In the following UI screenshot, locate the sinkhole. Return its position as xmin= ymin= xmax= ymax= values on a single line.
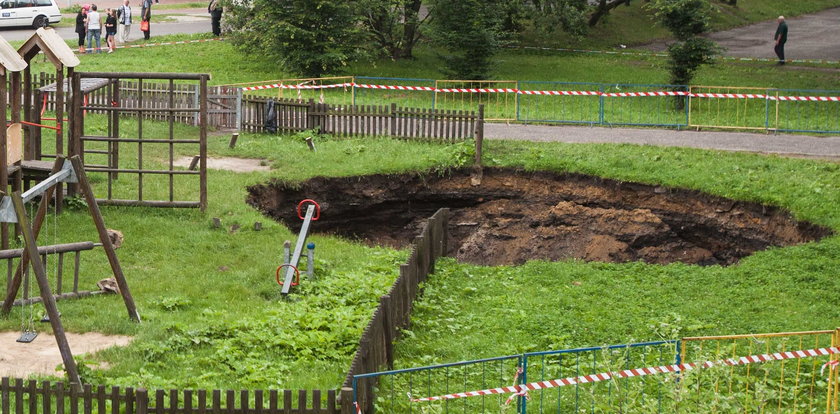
xmin=247 ymin=168 xmax=831 ymax=266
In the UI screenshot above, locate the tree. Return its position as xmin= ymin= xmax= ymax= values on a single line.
xmin=360 ymin=0 xmax=426 ymax=59
xmin=224 ymin=0 xmax=366 ymax=78
xmin=648 ymin=0 xmax=718 ymax=89
xmin=526 ymin=0 xmax=589 ymax=38
xmin=428 ymin=0 xmax=506 ymax=80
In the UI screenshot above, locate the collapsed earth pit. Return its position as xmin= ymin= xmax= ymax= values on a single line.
xmin=247 ymin=168 xmax=830 ymax=266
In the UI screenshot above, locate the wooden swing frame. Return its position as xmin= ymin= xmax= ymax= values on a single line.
xmin=0 ymin=155 xmax=140 ymax=389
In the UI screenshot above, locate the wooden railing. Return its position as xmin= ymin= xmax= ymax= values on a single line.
xmin=340 ymin=208 xmax=450 ymax=413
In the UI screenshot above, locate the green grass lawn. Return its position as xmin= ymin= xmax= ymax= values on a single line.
xmin=2 ymin=114 xmax=840 ymax=394
xmin=1 ymin=6 xmax=839 ymax=393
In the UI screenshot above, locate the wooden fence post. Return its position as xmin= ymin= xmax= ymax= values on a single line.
xmin=475 ymin=104 xmax=484 ymax=166
xmin=136 ymin=388 xmax=148 ymax=414
xmin=389 ymin=103 xmax=398 ymax=138
xmin=306 ymin=99 xmax=316 ymax=131
xmin=381 ymin=295 xmax=393 ymax=370
xmin=340 ymin=386 xmax=356 ymax=414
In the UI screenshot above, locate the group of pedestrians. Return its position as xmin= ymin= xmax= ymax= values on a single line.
xmin=74 ymin=0 xmax=153 ymax=54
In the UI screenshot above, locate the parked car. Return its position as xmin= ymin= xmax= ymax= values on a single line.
xmin=0 ymin=0 xmax=61 ymax=29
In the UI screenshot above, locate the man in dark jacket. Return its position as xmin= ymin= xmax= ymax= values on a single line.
xmin=774 ymin=16 xmax=788 ymax=65
xmin=208 ymin=0 xmax=222 ymax=36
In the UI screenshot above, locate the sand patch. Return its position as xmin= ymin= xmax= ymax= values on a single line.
xmin=174 ymin=156 xmax=271 ymax=172
xmin=0 ymin=331 xmax=132 ymax=377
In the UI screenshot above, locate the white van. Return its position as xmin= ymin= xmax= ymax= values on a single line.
xmin=0 ymin=0 xmax=62 ymax=29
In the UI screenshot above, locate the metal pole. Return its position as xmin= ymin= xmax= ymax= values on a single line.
xmin=306 ymin=242 xmax=315 ymax=279
xmin=283 ymin=240 xmax=290 ymax=265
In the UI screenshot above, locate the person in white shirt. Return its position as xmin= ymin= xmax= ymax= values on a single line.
xmin=117 ymin=0 xmax=132 ymax=43
xmin=85 ymin=4 xmax=103 ymax=53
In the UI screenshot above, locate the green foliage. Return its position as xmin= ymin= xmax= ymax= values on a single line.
xmin=428 ymin=0 xmax=505 ymax=79
xmin=666 ymin=37 xmax=719 ymax=85
xmin=359 ymin=0 xmax=425 ymax=59
xmin=528 ymin=0 xmax=591 ymax=40
xmin=648 ymin=0 xmax=714 ymax=40
xmin=224 ymin=0 xmax=366 ymax=77
xmin=648 ymin=0 xmax=719 ymax=87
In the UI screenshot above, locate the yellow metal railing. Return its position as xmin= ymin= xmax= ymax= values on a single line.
xmin=680 ymin=329 xmax=839 ymax=414
xmin=688 ymin=85 xmax=772 ymax=131
xmin=434 ymin=79 xmax=518 ymax=121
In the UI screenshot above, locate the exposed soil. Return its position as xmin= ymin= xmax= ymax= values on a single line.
xmin=247 ymin=168 xmax=831 ymax=266
xmin=0 ymin=331 xmax=132 ymax=377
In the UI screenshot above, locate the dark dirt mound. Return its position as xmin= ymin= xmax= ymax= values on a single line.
xmin=247 ymin=168 xmax=831 ymax=266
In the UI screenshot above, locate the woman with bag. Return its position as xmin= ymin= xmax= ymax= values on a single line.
xmin=140 ymin=0 xmax=152 ymax=40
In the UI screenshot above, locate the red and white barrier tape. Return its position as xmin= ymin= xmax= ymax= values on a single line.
xmin=410 ymin=346 xmax=840 ymax=403
xmin=242 ymin=82 xmax=353 ymax=91
xmin=240 ymin=82 xmax=840 ymax=102
xmin=78 ymin=37 xmax=223 ymax=54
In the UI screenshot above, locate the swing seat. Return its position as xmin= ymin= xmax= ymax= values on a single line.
xmin=16 ymin=330 xmax=37 ymax=343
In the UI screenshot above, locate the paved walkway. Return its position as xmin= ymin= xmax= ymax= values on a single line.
xmin=644 ymin=7 xmax=840 ymax=61
xmin=486 ymin=124 xmax=840 ymax=160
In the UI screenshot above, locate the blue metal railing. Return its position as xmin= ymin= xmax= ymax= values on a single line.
xmin=353 ymin=340 xmax=679 ymax=413
xmin=770 ymin=88 xmax=840 ymax=134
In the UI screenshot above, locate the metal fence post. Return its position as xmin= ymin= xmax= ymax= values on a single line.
xmin=598 ymin=84 xmax=605 ymax=125
xmin=351 ymin=76 xmax=356 ymax=106
xmin=519 ymin=355 xmax=527 ymax=414
xmin=515 ymin=80 xmax=521 ymax=122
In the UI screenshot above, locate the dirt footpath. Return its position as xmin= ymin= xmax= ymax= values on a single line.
xmin=644 ymin=7 xmax=840 ymax=61
xmin=0 ymin=331 xmax=132 ymax=377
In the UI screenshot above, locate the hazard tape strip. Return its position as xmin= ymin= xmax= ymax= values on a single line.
xmin=239 ymin=82 xmax=840 ymax=102
xmin=78 ymin=37 xmax=223 ymax=54
xmin=241 ymin=82 xmax=353 ymax=91
xmin=410 ymin=346 xmax=840 ymax=403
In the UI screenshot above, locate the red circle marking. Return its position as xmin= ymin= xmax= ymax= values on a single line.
xmin=276 ymin=264 xmax=300 ymax=286
xmin=297 ymin=199 xmax=321 ymax=221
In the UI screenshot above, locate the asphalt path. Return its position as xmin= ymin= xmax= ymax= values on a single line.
xmin=0 ymin=16 xmax=210 ymax=42
xmin=644 ymin=7 xmax=840 ymax=61
xmin=486 ymin=124 xmax=840 ymax=159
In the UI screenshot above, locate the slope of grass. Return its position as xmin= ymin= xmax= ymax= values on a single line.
xmin=525 ymin=0 xmax=840 ymax=49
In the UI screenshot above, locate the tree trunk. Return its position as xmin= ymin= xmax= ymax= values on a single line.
xmin=396 ymin=0 xmax=423 ymax=59
xmin=588 ymin=0 xmax=631 ymax=27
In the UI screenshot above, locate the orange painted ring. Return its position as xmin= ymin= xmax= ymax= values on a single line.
xmin=297 ymin=199 xmax=321 ymax=221
xmin=276 ymin=264 xmax=300 ymax=286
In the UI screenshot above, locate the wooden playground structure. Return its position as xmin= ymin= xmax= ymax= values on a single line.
xmin=0 ymin=28 xmax=211 ymax=390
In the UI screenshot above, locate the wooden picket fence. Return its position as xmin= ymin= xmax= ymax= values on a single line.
xmin=340 ymin=208 xmax=450 ymax=414
xmin=0 ymin=378 xmax=338 ymax=414
xmin=32 ymin=73 xmax=238 ymax=129
xmin=241 ymin=97 xmax=484 ymax=143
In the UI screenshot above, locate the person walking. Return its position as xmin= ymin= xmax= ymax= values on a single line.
xmin=117 ymin=0 xmax=132 ymax=43
xmin=85 ymin=4 xmax=103 ymax=54
xmin=75 ymin=4 xmax=89 ymax=54
xmin=105 ymin=8 xmax=117 ymax=53
xmin=774 ymin=15 xmax=788 ymax=65
xmin=208 ymin=0 xmax=222 ymax=36
xmin=140 ymin=0 xmax=152 ymax=40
